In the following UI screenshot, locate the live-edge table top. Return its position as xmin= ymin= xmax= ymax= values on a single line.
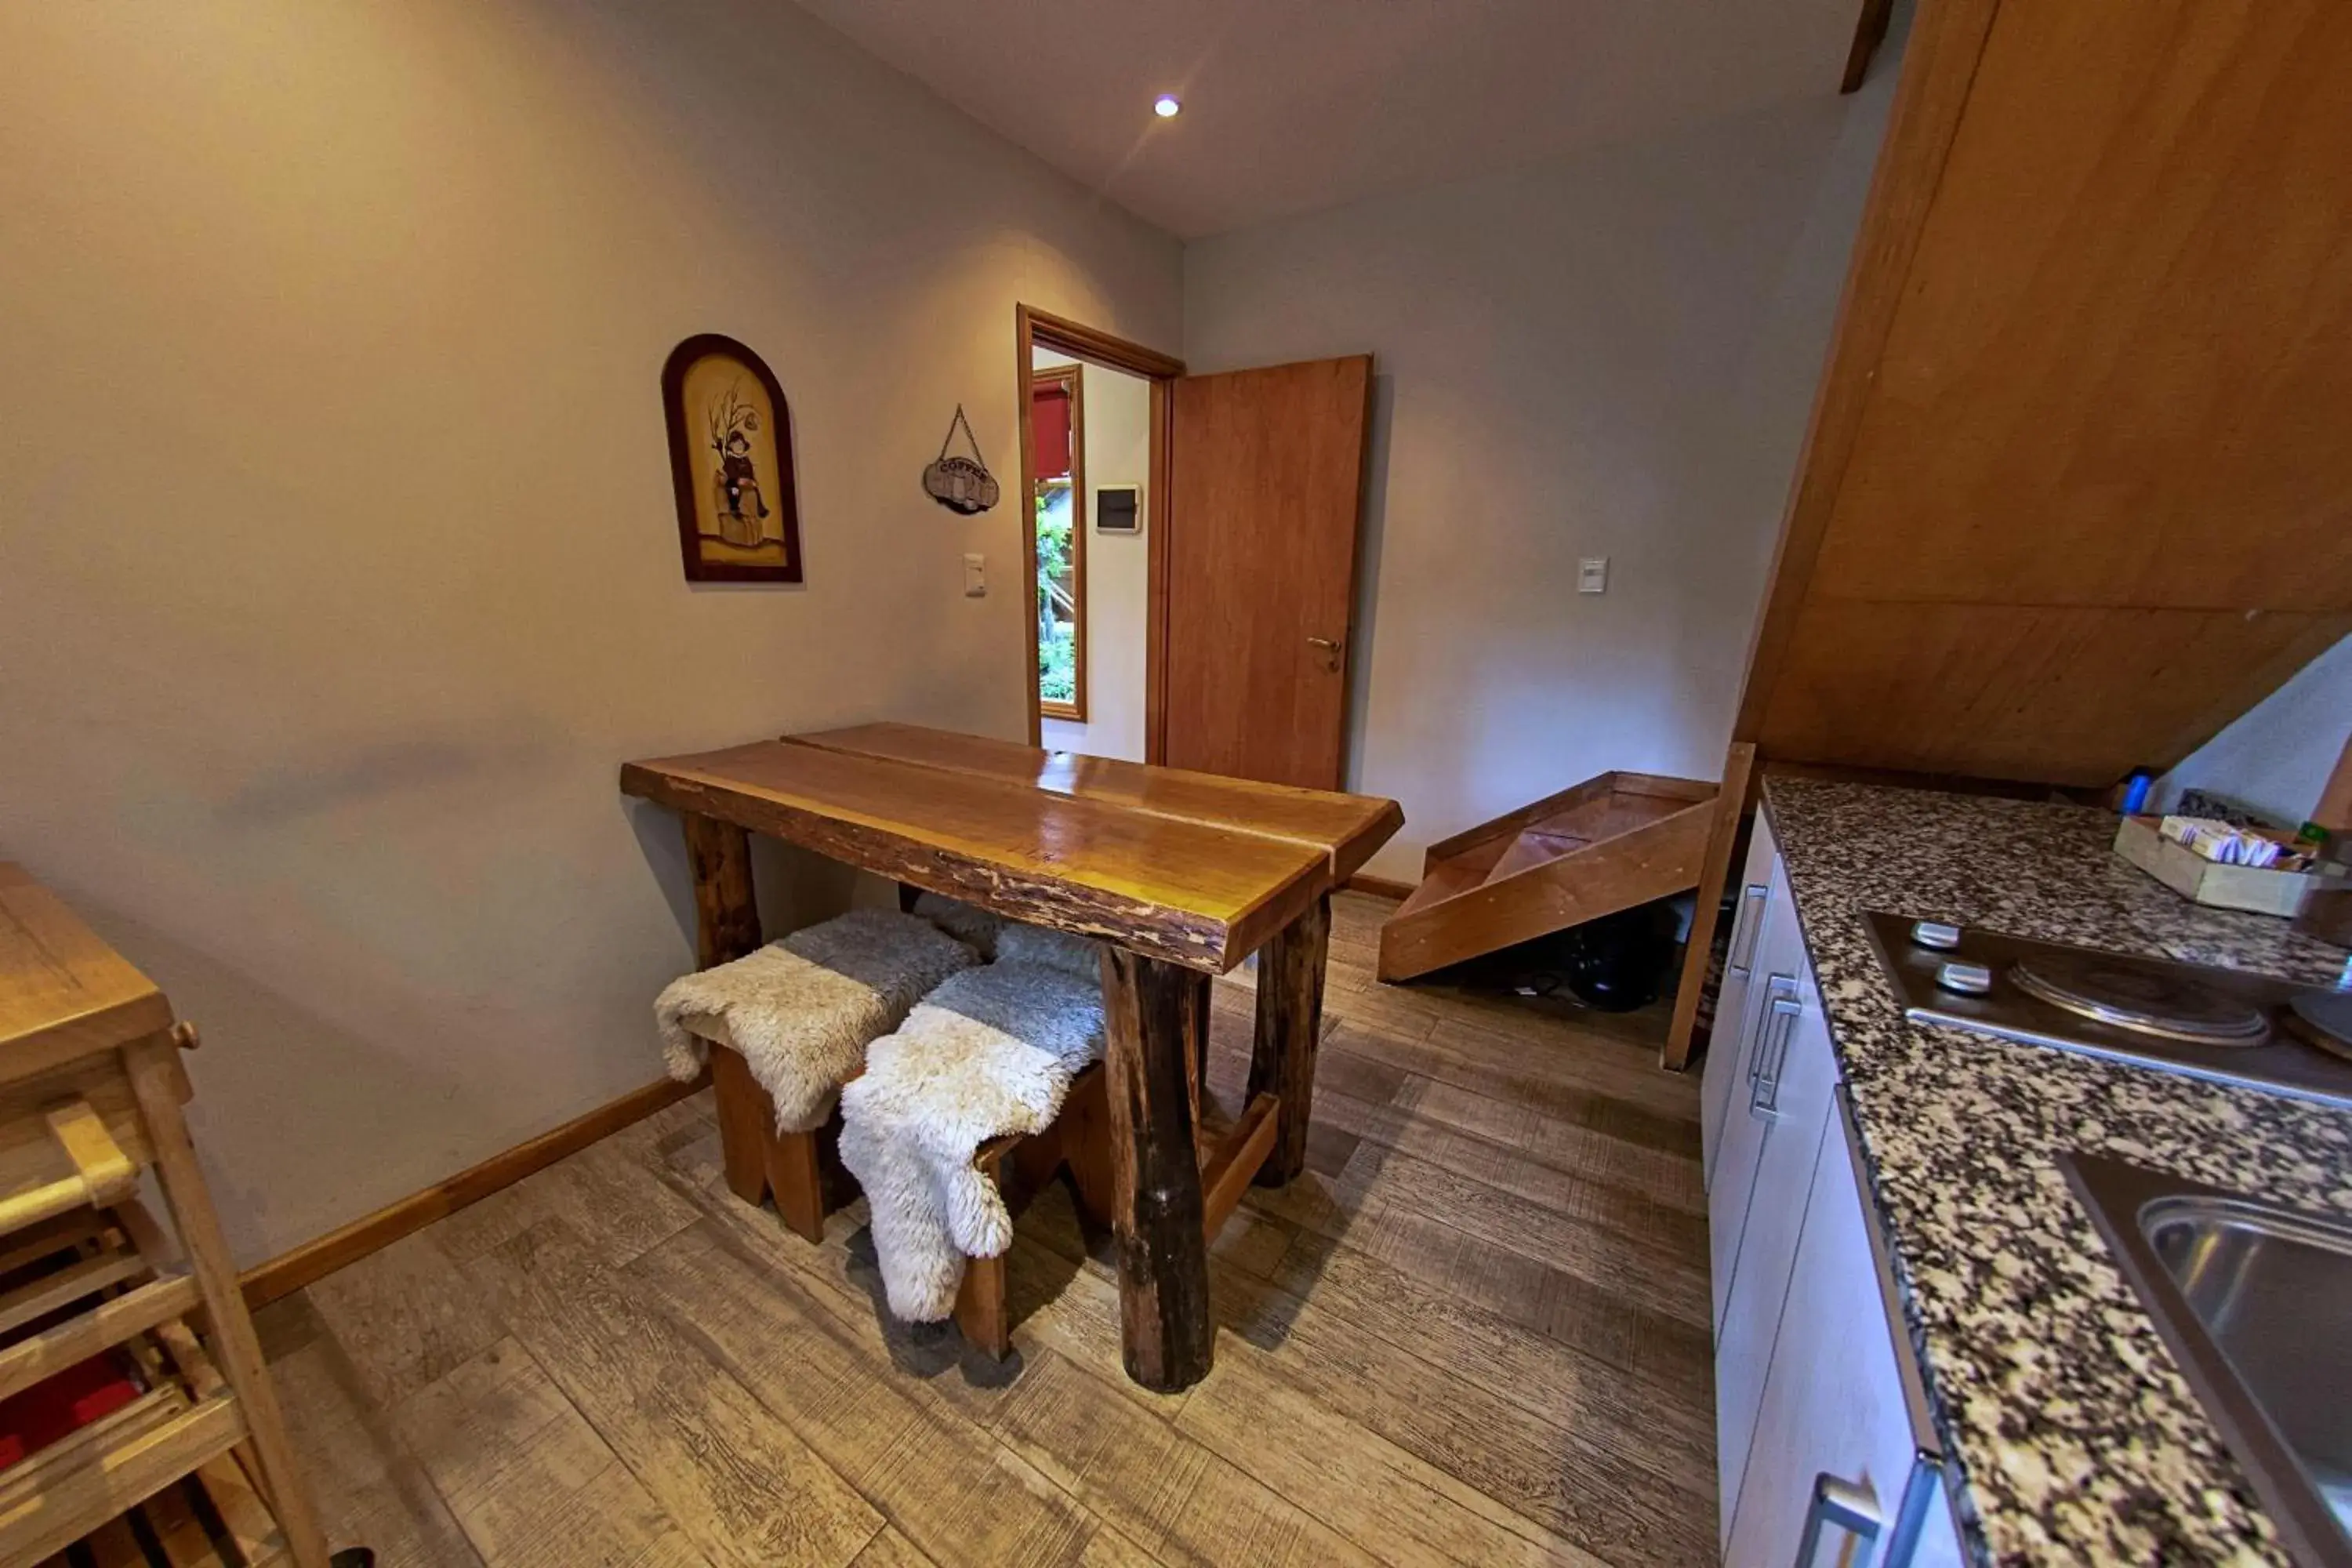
xmin=619 ymin=724 xmax=1403 ymax=975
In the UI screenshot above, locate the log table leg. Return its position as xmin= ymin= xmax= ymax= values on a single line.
xmin=1100 ymin=948 xmax=1214 ymax=1392
xmin=683 ymin=813 xmax=771 ymax=1205
xmin=1248 ymin=891 xmax=1330 ymax=1186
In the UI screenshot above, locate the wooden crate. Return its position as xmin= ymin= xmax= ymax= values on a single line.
xmin=1377 ymin=771 xmax=1717 ymax=982
xmin=2114 ymin=815 xmax=2316 ymax=918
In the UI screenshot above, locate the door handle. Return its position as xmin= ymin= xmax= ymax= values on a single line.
xmin=1727 ymin=884 xmax=1769 ymax=977
xmin=1305 ymin=634 xmax=1342 ymax=672
xmin=1794 ymin=1472 xmax=1882 ymax=1568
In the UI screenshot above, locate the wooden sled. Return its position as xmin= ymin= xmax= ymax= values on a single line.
xmin=1377 ymin=771 xmax=1719 ymax=983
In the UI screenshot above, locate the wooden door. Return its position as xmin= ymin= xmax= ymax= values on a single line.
xmin=1161 ymin=355 xmax=1371 ymax=789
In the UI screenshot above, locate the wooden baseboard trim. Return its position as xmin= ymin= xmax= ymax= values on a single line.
xmin=238 ymin=1072 xmax=707 ymax=1310
xmin=1344 ymin=873 xmax=1417 ymax=902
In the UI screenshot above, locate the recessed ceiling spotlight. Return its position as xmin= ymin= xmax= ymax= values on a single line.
xmin=1153 ymin=95 xmax=1181 ymax=118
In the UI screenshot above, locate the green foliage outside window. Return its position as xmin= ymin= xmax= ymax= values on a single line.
xmin=1036 ymin=483 xmax=1077 ymax=706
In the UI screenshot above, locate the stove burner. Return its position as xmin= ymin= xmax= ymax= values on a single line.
xmin=2009 ymin=953 xmax=2271 ymax=1046
xmin=2287 ymin=990 xmax=2352 ymax=1064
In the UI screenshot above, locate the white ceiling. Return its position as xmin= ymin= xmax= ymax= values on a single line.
xmin=791 ymin=0 xmax=1864 ymax=239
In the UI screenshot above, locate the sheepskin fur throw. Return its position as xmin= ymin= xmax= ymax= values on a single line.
xmin=911 ymin=891 xmax=1004 ymax=960
xmin=654 ymin=909 xmax=976 ymax=1133
xmin=993 ymin=920 xmax=1104 ymax=982
xmin=837 ymin=951 xmax=1104 ymax=1321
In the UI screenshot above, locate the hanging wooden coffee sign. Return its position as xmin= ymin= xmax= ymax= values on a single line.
xmin=662 ymin=333 xmax=804 ymax=583
xmin=922 ymin=405 xmax=1000 ymax=515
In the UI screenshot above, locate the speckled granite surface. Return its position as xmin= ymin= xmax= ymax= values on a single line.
xmin=1761 ymin=778 xmax=2352 ymax=1568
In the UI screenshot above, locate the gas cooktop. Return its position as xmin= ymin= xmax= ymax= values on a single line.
xmin=1861 ymin=910 xmax=2352 ymax=1109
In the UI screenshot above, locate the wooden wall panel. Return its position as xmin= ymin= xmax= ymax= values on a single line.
xmin=1735 ymin=0 xmax=2352 ymax=787
xmin=1807 ymin=0 xmax=2352 ymax=615
xmin=1758 ymin=603 xmax=2350 ymax=786
xmin=1681 ymin=0 xmax=2352 ymax=1070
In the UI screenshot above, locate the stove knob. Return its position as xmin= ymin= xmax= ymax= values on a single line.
xmin=1935 ymin=960 xmax=1994 ymax=996
xmin=1911 ymin=920 xmax=1963 ymax=951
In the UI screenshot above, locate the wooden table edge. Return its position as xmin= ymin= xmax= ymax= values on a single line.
xmin=620 ymin=759 xmax=1250 ymax=972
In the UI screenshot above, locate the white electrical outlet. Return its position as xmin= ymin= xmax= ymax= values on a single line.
xmin=1577 ymin=557 xmax=1609 ymax=594
xmin=963 ymin=554 xmax=986 ymax=597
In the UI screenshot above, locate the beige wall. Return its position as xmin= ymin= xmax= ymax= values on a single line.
xmin=0 ymin=1 xmax=1178 ymax=1262
xmin=2158 ymin=633 xmax=2352 ymax=827
xmin=1181 ymin=76 xmax=1899 ymax=882
xmin=1036 ymin=354 xmax=1152 ymax=761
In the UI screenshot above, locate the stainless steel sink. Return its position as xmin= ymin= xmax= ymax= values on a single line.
xmin=2063 ymin=1153 xmax=2352 ymax=1567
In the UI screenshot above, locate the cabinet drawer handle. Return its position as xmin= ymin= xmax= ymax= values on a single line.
xmin=1727 ymin=884 xmax=1769 ymax=977
xmin=1749 ymin=973 xmax=1798 ymax=1083
xmin=1794 ymin=1472 xmax=1881 ymax=1568
xmin=1750 ymin=982 xmax=1802 ymax=1119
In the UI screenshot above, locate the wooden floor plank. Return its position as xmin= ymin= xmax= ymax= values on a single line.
xmin=1203 ymin=1264 xmax=1715 ymax=1567
xmin=1176 ymin=1349 xmax=1608 ymax=1568
xmin=1421 ymin=1015 xmax=1697 ymax=1122
xmin=253 ymin=884 xmax=1721 ymax=1568
xmin=257 ymin=1297 xmax=485 ymax=1568
xmin=849 ymin=1527 xmax=941 ymax=1568
xmin=650 ymin=1136 xmax=1173 ymax=1430
xmin=1269 ymin=1192 xmax=1713 ymax=1410
xmin=1244 ymin=1136 xmax=1711 ymax=1329
xmin=1240 ymin=1222 xmax=1714 ymax=1481
xmin=1396 ymin=1068 xmax=1697 ymax=1164
xmin=1325 ymin=1015 xmax=1695 ymax=1134
xmin=1073 ymin=1524 xmax=1162 ymax=1568
xmin=464 ymin=1218 xmax=883 ymax=1568
xmin=989 ymin=1351 xmax=1377 ymax=1568
xmin=1015 ymin=1194 xmax=1715 ymax=1566
xmin=1205 ymin=1038 xmax=1704 ymax=1229
xmin=433 ymin=1129 xmax=705 ymax=1267
xmin=1319 ymin=1076 xmax=1704 ymax=1238
xmin=627 ymin=1221 xmax=1102 ymax=1568
xmin=303 ymin=1227 xmax=509 ymax=1409
xmin=392 ymin=1337 xmax=710 ymax=1568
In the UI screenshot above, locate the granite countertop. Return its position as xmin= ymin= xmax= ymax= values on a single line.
xmin=1761 ymin=777 xmax=2352 ymax=1568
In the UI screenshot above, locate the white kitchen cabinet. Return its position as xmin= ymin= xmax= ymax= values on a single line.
xmin=1708 ymin=828 xmax=1966 ymax=1567
xmin=1723 ymin=1093 xmax=1963 ymax=1568
xmin=1707 ymin=856 xmax=1802 ymax=1329
xmin=1702 ymin=812 xmax=1781 ymax=1186
xmin=1709 ymin=926 xmax=1838 ymax=1544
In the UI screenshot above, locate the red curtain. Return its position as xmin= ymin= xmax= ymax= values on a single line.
xmin=1031 ymin=382 xmax=1073 ymax=480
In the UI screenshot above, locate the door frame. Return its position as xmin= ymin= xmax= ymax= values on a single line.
xmin=1014 ymin=305 xmax=1185 ymax=754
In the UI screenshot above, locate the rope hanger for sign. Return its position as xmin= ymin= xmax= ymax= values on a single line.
xmin=923 ymin=404 xmax=1000 ymax=514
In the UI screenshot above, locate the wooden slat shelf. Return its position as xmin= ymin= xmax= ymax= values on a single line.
xmin=0 ymin=863 xmax=333 ymax=1565
xmin=44 ymin=1454 xmax=292 ymax=1568
xmin=0 ymin=1248 xmax=149 ymax=1337
xmin=0 ymin=1393 xmax=248 ymax=1566
xmin=0 ymin=1210 xmax=292 ymax=1566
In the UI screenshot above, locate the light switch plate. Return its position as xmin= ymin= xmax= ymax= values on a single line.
xmin=1577 ymin=557 xmax=1609 ymax=594
xmin=963 ymin=554 xmax=986 ymax=597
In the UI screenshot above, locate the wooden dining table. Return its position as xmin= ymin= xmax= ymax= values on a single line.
xmin=619 ymin=722 xmax=1401 ymax=1391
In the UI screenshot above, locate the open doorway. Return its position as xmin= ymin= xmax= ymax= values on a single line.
xmin=1016 ymin=304 xmax=1374 ymax=788
xmin=1015 ymin=307 xmax=1182 ymax=761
